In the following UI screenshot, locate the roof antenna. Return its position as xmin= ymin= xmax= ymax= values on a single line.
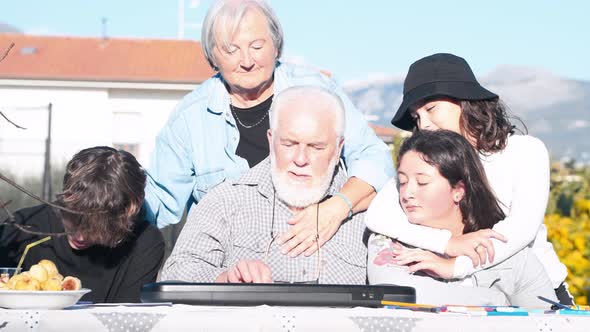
xmin=101 ymin=17 xmax=108 ymax=40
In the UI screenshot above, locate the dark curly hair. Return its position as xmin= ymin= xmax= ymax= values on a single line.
xmin=459 ymin=99 xmax=526 ymax=153
xmin=56 ymin=146 xmax=146 ymax=247
xmin=397 ymin=130 xmax=505 ymax=233
xmin=411 ymin=97 xmax=527 ymax=154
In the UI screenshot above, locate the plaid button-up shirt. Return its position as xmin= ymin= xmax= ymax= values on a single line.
xmin=161 ymin=158 xmax=367 ymax=284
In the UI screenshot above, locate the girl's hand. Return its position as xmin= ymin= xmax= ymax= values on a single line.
xmin=445 ymin=229 xmax=507 ymax=267
xmin=391 ymin=242 xmax=455 ymax=279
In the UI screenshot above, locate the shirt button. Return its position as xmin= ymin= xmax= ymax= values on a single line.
xmin=232 ymin=137 xmax=237 ymax=141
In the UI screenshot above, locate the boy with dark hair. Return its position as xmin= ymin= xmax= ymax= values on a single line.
xmin=1 ymin=146 xmax=164 ymax=303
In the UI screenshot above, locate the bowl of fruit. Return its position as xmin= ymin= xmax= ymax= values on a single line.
xmin=0 ymin=260 xmax=90 ymax=309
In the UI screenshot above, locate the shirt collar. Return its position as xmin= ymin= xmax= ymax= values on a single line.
xmin=207 ymin=73 xmax=230 ymax=116
xmin=233 ymin=157 xmax=274 ymax=199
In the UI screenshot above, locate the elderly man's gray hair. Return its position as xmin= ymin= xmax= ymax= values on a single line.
xmin=269 ymin=86 xmax=346 ymax=138
xmin=201 ymin=0 xmax=284 ymax=69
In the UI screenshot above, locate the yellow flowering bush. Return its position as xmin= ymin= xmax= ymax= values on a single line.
xmin=545 ymin=161 xmax=590 ymax=305
xmin=545 ymin=209 xmax=590 ymax=304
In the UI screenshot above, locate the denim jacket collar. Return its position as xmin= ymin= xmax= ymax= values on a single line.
xmin=206 ymin=61 xmax=285 ymax=118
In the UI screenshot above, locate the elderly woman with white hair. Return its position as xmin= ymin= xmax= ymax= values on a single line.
xmin=145 ymin=0 xmax=394 ymax=257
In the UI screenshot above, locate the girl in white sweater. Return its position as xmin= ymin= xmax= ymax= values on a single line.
xmin=366 ymin=53 xmax=571 ymax=304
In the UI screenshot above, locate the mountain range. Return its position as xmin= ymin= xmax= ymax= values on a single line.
xmin=343 ymin=66 xmax=590 ymax=163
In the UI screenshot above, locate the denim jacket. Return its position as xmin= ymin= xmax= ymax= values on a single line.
xmin=145 ymin=62 xmax=395 ymax=228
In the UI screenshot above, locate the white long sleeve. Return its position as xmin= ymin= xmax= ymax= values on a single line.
xmin=455 ymin=135 xmax=566 ymax=285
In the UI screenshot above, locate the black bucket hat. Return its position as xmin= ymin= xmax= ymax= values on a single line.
xmin=391 ymin=53 xmax=498 ymax=131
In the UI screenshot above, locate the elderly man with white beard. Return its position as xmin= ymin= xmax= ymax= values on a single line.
xmin=161 ymin=86 xmax=368 ymax=284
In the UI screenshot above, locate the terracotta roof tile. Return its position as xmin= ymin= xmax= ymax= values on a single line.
xmin=369 ymin=124 xmax=404 ymax=138
xmin=0 ymin=33 xmax=213 ymax=83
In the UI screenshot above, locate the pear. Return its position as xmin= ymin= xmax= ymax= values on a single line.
xmin=29 ymin=264 xmax=48 ymax=283
xmin=38 ymin=259 xmax=59 ymax=278
xmin=15 ymin=278 xmax=41 ymax=291
xmin=41 ymin=276 xmax=63 ymax=291
xmin=61 ymin=276 xmax=82 ymax=291
xmin=7 ymin=272 xmax=30 ymax=290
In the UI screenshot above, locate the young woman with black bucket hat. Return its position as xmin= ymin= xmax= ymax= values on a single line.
xmin=365 ymin=53 xmax=573 ymax=304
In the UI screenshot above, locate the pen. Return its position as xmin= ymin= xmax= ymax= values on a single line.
xmin=537 ymin=296 xmax=570 ymax=310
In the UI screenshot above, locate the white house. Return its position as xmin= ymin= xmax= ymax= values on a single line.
xmin=0 ymin=33 xmax=212 ymax=178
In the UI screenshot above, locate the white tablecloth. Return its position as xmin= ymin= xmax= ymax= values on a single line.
xmin=0 ymin=304 xmax=587 ymax=332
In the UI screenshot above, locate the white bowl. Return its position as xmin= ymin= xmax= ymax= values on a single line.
xmin=0 ymin=288 xmax=91 ymax=309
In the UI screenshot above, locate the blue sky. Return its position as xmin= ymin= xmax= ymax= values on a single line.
xmin=3 ymin=0 xmax=589 ymax=83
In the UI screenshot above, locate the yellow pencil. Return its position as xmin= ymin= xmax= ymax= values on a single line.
xmin=381 ymin=300 xmax=438 ymax=308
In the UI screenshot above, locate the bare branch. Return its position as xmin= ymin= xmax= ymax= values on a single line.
xmin=0 ymin=176 xmax=68 ymax=237
xmin=0 ymin=42 xmax=14 ymax=63
xmin=0 ymin=200 xmax=12 ymax=209
xmin=0 ymin=196 xmax=15 ymax=223
xmin=0 ymin=43 xmax=27 ymax=129
xmin=0 ymin=110 xmax=27 ymax=129
xmin=1 ymin=221 xmax=66 ymax=236
xmin=0 ymin=41 xmax=104 ymax=238
xmin=0 ymin=172 xmax=82 ymax=215
xmin=0 ymin=195 xmax=67 ymax=235
xmin=0 ymin=42 xmax=73 ymax=238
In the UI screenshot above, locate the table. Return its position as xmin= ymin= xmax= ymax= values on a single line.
xmin=0 ymin=304 xmax=587 ymax=332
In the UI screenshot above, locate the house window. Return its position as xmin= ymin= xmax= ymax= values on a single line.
xmin=112 ymin=112 xmax=141 ymax=158
xmin=113 ymin=143 xmax=140 ymax=157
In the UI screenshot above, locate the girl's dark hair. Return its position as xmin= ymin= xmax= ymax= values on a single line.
xmin=397 ymin=130 xmax=505 ymax=233
xmin=458 ymin=98 xmax=526 ymax=153
xmin=56 ymin=146 xmax=146 ymax=247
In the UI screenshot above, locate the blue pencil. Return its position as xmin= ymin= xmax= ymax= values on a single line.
xmin=558 ymin=309 xmax=590 ymax=316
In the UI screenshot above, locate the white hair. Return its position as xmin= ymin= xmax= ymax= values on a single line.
xmin=269 ymin=85 xmax=346 ymax=139
xmin=201 ymin=0 xmax=284 ymax=69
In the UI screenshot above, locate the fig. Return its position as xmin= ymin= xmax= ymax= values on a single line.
xmin=61 ymin=276 xmax=82 ymax=291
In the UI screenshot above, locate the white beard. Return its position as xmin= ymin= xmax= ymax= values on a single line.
xmin=270 ymin=152 xmax=338 ymax=208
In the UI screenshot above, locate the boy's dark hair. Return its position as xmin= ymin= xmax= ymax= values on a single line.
xmin=57 ymin=146 xmax=146 ymax=247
